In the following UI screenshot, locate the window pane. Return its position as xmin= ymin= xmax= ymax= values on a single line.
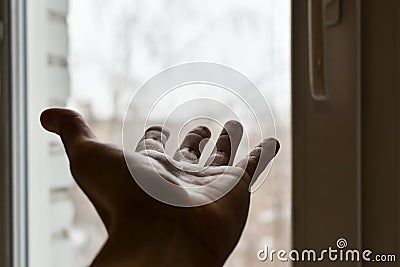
xmin=28 ymin=0 xmax=291 ymax=266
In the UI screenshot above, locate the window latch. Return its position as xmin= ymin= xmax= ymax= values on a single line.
xmin=0 ymin=21 xmax=3 ymax=43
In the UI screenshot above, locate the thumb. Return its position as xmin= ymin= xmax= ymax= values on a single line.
xmin=40 ymin=108 xmax=96 ymax=156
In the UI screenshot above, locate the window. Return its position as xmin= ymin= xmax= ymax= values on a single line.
xmin=26 ymin=0 xmax=291 ymax=266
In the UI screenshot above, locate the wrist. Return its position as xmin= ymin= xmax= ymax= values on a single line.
xmin=91 ymin=220 xmax=224 ymax=267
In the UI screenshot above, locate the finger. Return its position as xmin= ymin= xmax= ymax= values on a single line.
xmin=207 ymin=120 xmax=243 ymax=166
xmin=40 ymin=109 xmax=114 ymax=231
xmin=136 ymin=126 xmax=170 ymax=153
xmin=173 ymin=126 xmax=211 ymax=162
xmin=236 ymin=138 xmax=280 ymax=186
xmin=40 ymin=108 xmax=96 ymax=158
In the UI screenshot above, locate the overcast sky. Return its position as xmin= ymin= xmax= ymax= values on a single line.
xmin=68 ymin=0 xmax=290 ymax=124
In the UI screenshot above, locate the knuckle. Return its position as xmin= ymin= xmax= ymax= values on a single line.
xmin=190 ymin=126 xmax=211 ymax=138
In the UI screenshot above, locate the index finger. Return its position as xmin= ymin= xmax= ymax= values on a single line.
xmin=235 ymin=138 xmax=280 ymax=185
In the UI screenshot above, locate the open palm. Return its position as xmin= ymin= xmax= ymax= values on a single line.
xmin=40 ymin=108 xmax=279 ymax=267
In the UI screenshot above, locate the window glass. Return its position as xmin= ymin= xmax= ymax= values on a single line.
xmin=28 ymin=0 xmax=291 ymax=266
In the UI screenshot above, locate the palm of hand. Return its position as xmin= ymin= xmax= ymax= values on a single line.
xmin=40 ymin=108 xmax=279 ymax=267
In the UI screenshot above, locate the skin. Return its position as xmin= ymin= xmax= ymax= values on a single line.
xmin=40 ymin=108 xmax=279 ymax=267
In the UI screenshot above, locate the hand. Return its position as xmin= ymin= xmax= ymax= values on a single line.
xmin=40 ymin=108 xmax=279 ymax=267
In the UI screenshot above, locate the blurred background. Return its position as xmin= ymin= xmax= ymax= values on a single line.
xmin=27 ymin=0 xmax=291 ymax=266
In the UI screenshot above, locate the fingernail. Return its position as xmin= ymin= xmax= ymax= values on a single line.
xmin=266 ymin=138 xmax=280 ymax=156
xmin=40 ymin=109 xmax=58 ymax=133
xmin=146 ymin=126 xmax=170 ymax=139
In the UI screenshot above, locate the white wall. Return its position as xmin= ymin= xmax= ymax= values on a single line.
xmin=27 ymin=0 xmax=75 ymax=266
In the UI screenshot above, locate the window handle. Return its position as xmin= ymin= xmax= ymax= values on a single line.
xmin=308 ymin=0 xmax=326 ymax=100
xmin=308 ymin=0 xmax=341 ymax=101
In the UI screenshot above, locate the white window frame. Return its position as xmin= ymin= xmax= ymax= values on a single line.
xmin=10 ymin=0 xmax=28 ymax=266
